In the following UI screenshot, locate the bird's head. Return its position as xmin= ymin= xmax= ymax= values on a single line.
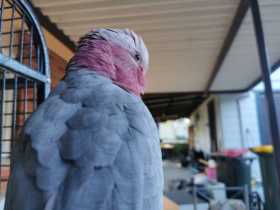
xmin=68 ymin=28 xmax=149 ymax=96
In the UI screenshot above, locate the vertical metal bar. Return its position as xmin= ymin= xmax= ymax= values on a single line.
xmin=24 ymin=78 xmax=29 ymax=120
xmin=9 ymin=0 xmax=18 ymax=150
xmin=0 ymin=0 xmax=5 ymax=188
xmin=244 ymin=185 xmax=250 ymax=210
xmin=36 ymin=38 xmax=41 ymax=72
xmin=8 ymin=0 xmax=16 ymax=57
xmin=29 ymin=26 xmax=36 ymax=111
xmin=0 ymin=70 xmax=5 ymax=189
xmin=0 ymin=0 xmax=5 ymax=53
xmin=192 ymin=185 xmax=197 ymax=210
xmin=33 ymin=81 xmax=36 ymax=111
xmin=24 ymin=79 xmax=28 ymax=120
xmin=11 ymin=74 xmax=18 ymax=151
xmin=19 ymin=16 xmax=28 ymax=120
xmin=19 ymin=16 xmax=25 ymax=62
xmin=17 ymin=15 xmax=30 ymax=120
xmin=250 ymin=0 xmax=280 ymax=190
xmin=0 ymin=70 xmax=6 ymax=189
xmin=43 ymin=81 xmax=50 ymax=101
xmin=29 ymin=26 xmax=33 ymax=68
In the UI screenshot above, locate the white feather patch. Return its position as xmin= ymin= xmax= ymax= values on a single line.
xmin=92 ymin=28 xmax=149 ymax=71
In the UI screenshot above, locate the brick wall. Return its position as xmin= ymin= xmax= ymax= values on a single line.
xmin=49 ymin=49 xmax=69 ymax=88
xmin=0 ymin=49 xmax=68 ymax=192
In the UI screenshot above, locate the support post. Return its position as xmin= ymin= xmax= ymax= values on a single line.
xmin=250 ymin=0 xmax=280 ymax=189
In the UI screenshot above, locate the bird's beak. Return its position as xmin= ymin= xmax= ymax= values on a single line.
xmin=137 ymin=68 xmax=145 ymax=95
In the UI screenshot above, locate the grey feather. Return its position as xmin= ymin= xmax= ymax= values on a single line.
xmin=4 ymin=69 xmax=163 ymax=210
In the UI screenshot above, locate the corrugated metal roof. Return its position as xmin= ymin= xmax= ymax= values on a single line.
xmin=31 ymin=0 xmax=280 ymax=94
xmin=31 ymin=0 xmax=238 ymax=93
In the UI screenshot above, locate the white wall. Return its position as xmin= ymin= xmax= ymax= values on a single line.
xmin=237 ymin=93 xmax=261 ymax=148
xmin=218 ymin=92 xmax=262 ymax=182
xmin=190 ymin=93 xmax=262 ymax=152
xmin=189 ymin=93 xmax=262 ymax=181
xmin=218 ymin=94 xmax=243 ymax=149
xmin=190 ymin=98 xmax=213 ymax=153
xmin=218 ymin=93 xmax=261 ymax=149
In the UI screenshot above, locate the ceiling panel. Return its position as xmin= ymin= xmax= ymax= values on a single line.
xmin=210 ymin=0 xmax=280 ymax=91
xmin=31 ymin=0 xmax=240 ymax=93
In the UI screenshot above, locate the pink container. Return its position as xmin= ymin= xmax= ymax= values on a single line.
xmin=206 ymin=167 xmax=217 ymax=181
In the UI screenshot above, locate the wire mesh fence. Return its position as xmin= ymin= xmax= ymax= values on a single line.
xmin=0 ymin=68 xmax=38 ymax=188
xmin=0 ymin=0 xmax=50 ymax=192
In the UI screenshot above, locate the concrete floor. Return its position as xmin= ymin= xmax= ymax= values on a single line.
xmin=163 ymin=160 xmax=194 ymax=192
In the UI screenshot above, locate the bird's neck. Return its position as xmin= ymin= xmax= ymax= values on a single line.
xmin=68 ymin=40 xmax=116 ymax=80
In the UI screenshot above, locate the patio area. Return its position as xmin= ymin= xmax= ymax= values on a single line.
xmin=1 ymin=0 xmax=280 ymax=209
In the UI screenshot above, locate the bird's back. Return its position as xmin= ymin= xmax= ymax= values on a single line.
xmin=5 ymin=69 xmax=163 ymax=210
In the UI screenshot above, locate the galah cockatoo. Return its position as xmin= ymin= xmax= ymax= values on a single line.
xmin=4 ymin=29 xmax=163 ymax=210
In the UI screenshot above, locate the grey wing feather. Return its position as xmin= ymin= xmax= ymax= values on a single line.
xmin=5 ymin=69 xmax=163 ymax=210
xmin=4 ymin=70 xmax=126 ymax=210
xmin=112 ymin=103 xmax=163 ymax=210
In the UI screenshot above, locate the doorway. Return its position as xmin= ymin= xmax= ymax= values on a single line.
xmin=208 ymin=100 xmax=218 ymax=152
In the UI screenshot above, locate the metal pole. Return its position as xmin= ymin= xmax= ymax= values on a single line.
xmin=250 ymin=0 xmax=280 ymax=189
xmin=244 ymin=185 xmax=250 ymax=210
xmin=192 ymin=184 xmax=198 ymax=210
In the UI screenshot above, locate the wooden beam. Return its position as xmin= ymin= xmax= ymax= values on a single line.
xmin=30 ymin=3 xmax=76 ymax=52
xmin=204 ymin=0 xmax=250 ymax=94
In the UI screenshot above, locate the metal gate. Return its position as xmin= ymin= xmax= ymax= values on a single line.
xmin=0 ymin=0 xmax=50 ymax=190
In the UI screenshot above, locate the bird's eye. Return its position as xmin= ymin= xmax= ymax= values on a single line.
xmin=135 ymin=53 xmax=140 ymax=61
